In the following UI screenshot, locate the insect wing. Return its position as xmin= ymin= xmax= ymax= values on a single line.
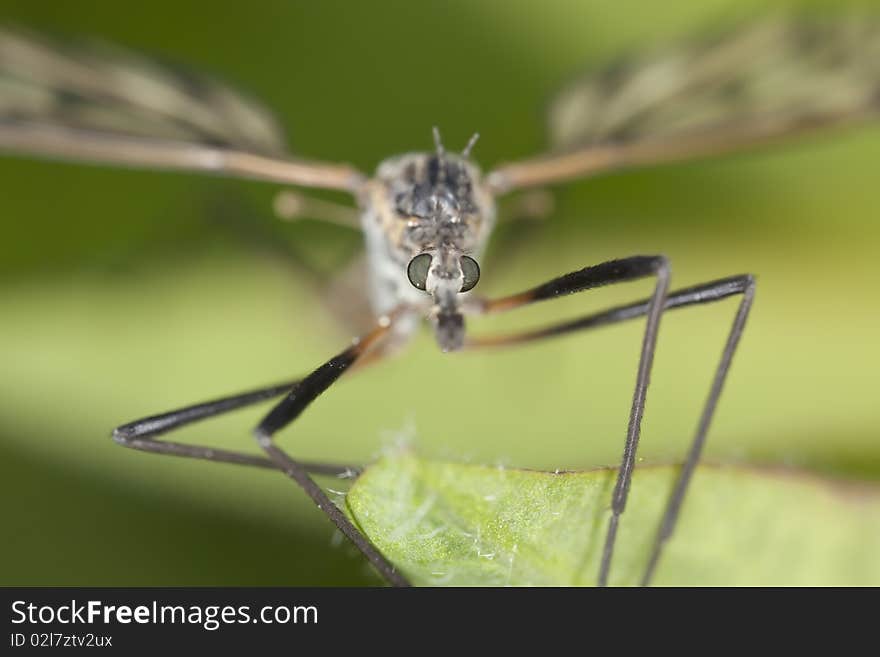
xmin=488 ymin=16 xmax=880 ymax=193
xmin=0 ymin=27 xmax=364 ymax=191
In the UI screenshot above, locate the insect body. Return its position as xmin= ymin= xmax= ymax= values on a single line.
xmin=1 ymin=16 xmax=878 ymax=586
xmin=361 ymin=133 xmax=494 ymax=352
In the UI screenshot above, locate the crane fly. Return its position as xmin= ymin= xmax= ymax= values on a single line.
xmin=1 ymin=15 xmax=878 ymax=586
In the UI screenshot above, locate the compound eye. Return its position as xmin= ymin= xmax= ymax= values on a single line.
xmin=460 ymin=255 xmax=480 ymax=292
xmin=407 ymin=253 xmax=432 ymax=291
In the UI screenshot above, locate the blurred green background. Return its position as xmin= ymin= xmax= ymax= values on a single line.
xmin=1 ymin=0 xmax=878 ymax=586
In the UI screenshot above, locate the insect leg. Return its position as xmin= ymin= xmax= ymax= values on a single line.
xmin=467 ymin=273 xmax=755 ymax=585
xmin=252 ymin=315 xmax=410 ymax=587
xmin=113 ymin=379 xmax=357 ymax=476
xmin=467 ymin=255 xmax=670 ymax=586
xmin=273 ymin=189 xmax=361 ymax=228
xmin=639 ymin=276 xmax=755 ymax=585
xmin=498 ymin=189 xmax=556 ymax=223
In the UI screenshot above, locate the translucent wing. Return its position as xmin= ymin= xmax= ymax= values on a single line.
xmin=0 ymin=27 xmax=365 ymax=192
xmin=487 ymin=15 xmax=880 ymax=194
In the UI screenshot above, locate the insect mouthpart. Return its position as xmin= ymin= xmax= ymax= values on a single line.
xmin=433 ymin=311 xmax=465 ymax=353
xmin=429 ymin=267 xmax=466 ymax=353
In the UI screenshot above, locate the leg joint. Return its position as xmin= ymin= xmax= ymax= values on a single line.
xmin=253 ymin=427 xmax=273 ymax=449
xmin=111 ymin=426 xmax=134 ymax=446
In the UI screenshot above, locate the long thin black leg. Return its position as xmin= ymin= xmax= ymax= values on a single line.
xmin=252 ymin=320 xmax=410 ymax=587
xmin=469 ymin=255 xmax=670 ymax=586
xmin=112 ymin=379 xmax=359 ymax=476
xmin=640 ymin=275 xmax=755 ymax=585
xmin=468 ymin=272 xmax=755 ymax=585
xmin=468 ymin=275 xmax=747 ymax=347
xmin=112 ymin=314 xmax=408 ymax=585
xmin=598 ymin=259 xmax=669 ymax=587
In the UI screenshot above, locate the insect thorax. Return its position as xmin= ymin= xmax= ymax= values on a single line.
xmin=360 ymin=152 xmax=496 ymax=317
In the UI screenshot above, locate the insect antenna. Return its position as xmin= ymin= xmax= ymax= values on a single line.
xmin=462 ymin=132 xmax=480 ymax=159
xmin=432 ymin=125 xmax=448 ymax=184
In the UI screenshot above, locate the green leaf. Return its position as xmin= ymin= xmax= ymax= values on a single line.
xmin=346 ymin=452 xmax=880 ymax=586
